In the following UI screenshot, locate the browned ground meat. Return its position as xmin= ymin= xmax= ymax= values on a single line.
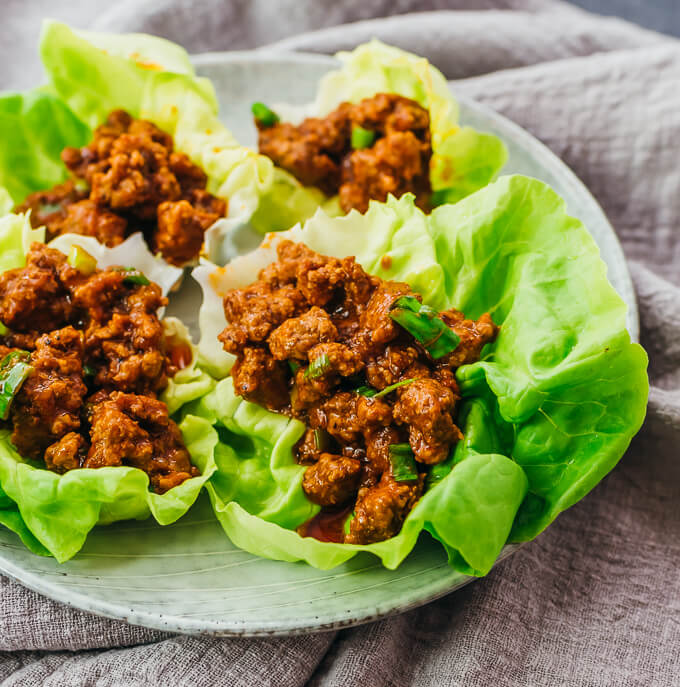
xmin=230 ymin=347 xmax=290 ymax=411
xmin=17 ymin=109 xmax=226 ymax=265
xmin=301 ymin=453 xmax=362 ymax=507
xmin=83 ymin=282 xmax=168 ymax=395
xmin=50 ymin=199 xmax=128 ymax=246
xmin=15 ymin=180 xmax=88 ymax=234
xmin=10 ymin=326 xmax=87 ymax=460
xmin=257 ymin=93 xmax=432 ymax=213
xmin=44 ymin=432 xmax=88 ymax=473
xmin=0 ymin=243 xmax=79 ymax=335
xmin=346 ymin=472 xmax=424 ymax=545
xmin=220 ymin=240 xmax=498 ymax=544
xmin=393 ymin=378 xmax=463 ymax=464
xmin=0 ymin=244 xmax=196 ymax=492
xmin=86 ymin=392 xmax=198 ymax=494
xmin=268 ymin=307 xmax=338 ymax=360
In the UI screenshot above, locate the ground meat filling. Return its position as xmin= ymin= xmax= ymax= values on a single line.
xmin=0 ymin=243 xmax=197 ymax=493
xmin=219 ymin=240 xmax=498 ymax=544
xmin=256 ymin=93 xmax=433 ymax=214
xmin=15 ymin=109 xmax=226 ymax=266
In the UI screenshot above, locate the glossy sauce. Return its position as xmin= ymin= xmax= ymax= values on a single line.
xmin=168 ymin=343 xmax=192 ymax=370
xmin=298 ymin=505 xmax=353 ymax=543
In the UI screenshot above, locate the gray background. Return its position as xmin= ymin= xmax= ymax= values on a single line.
xmin=2 ymin=0 xmax=680 ymax=89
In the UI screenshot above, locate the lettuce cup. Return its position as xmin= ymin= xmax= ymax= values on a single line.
xmin=0 ymin=21 xmax=307 ymax=268
xmin=0 ymin=211 xmax=216 ymax=562
xmin=190 ymin=175 xmax=648 ymax=575
xmin=241 ymin=42 xmax=507 ymax=231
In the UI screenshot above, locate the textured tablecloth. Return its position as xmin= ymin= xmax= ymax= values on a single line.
xmin=1 ymin=1 xmax=679 ymax=685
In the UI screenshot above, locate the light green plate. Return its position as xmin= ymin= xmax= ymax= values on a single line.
xmin=0 ymin=52 xmax=637 ymax=636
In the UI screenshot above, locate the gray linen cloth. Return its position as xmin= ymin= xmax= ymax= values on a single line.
xmin=0 ymin=0 xmax=679 ymax=684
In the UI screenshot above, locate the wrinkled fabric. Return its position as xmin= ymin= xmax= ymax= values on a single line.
xmin=1 ymin=0 xmax=679 ymax=685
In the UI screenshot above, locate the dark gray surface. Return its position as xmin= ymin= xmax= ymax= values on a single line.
xmin=569 ymin=0 xmax=680 ymax=36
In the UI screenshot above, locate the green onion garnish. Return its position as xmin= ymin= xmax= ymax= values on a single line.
xmin=0 ymin=321 xmax=8 ymax=336
xmin=252 ymin=102 xmax=280 ymax=127
xmin=313 ymin=428 xmax=330 ymax=452
xmin=83 ymin=365 xmax=96 ymax=377
xmin=357 ymin=378 xmax=416 ymax=399
xmin=351 ymin=125 xmax=376 ymax=149
xmin=0 ymin=351 xmax=33 ymax=420
xmin=343 ymin=511 xmax=355 ymax=536
xmin=288 ymin=360 xmax=301 ymax=374
xmin=38 ymin=202 xmax=62 ymax=215
xmin=67 ymin=244 xmax=97 ymax=276
xmin=388 ymin=443 xmax=419 ymax=482
xmin=113 ymin=267 xmax=151 ymax=286
xmin=305 ymin=353 xmax=331 ymax=380
xmin=389 ymin=296 xmax=460 ymax=359
xmin=426 ymin=460 xmax=453 ymax=489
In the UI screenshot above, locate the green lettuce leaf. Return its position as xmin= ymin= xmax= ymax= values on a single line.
xmin=0 ymin=416 xmax=217 ymax=562
xmin=0 ymin=213 xmax=218 ymax=561
xmin=38 ymin=21 xmax=323 ymax=256
xmin=193 ymin=175 xmax=647 ymax=574
xmin=274 ymin=40 xmax=508 ymax=208
xmin=0 ymin=89 xmax=91 ymax=205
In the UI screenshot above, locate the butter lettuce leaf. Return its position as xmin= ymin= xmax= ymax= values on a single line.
xmin=193 ymin=175 xmax=647 ymax=574
xmin=39 ymin=21 xmax=322 ymax=257
xmin=274 ymin=40 xmax=508 ymax=209
xmin=0 ymin=89 xmax=90 ymax=204
xmin=0 ymin=213 xmax=218 ymax=561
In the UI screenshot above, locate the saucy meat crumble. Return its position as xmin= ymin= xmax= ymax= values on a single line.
xmin=219 ymin=240 xmax=498 ymax=544
xmin=0 ymin=243 xmax=198 ymax=493
xmin=16 ymin=110 xmax=227 ymax=266
xmin=256 ymin=93 xmax=433 ymax=214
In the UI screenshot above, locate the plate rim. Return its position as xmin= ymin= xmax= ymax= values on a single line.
xmin=0 ymin=49 xmax=639 ymax=638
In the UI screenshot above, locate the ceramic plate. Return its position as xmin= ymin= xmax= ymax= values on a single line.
xmin=0 ymin=52 xmax=638 ymax=636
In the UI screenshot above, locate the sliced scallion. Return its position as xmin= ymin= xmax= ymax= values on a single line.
xmin=113 ymin=266 xmax=151 ymax=286
xmin=0 ymin=321 xmax=8 ymax=336
xmin=357 ymin=378 xmax=416 ymax=399
xmin=351 ymin=125 xmax=376 ymax=149
xmin=0 ymin=351 xmax=33 ymax=420
xmin=343 ymin=511 xmax=355 ymax=536
xmin=288 ymin=360 xmax=301 ymax=374
xmin=83 ymin=365 xmax=96 ymax=377
xmin=304 ymin=353 xmax=331 ymax=380
xmin=67 ymin=244 xmax=97 ymax=276
xmin=252 ymin=102 xmax=280 ymax=127
xmin=388 ymin=443 xmax=419 ymax=482
xmin=313 ymin=428 xmax=330 ymax=452
xmin=389 ymin=296 xmax=460 ymax=359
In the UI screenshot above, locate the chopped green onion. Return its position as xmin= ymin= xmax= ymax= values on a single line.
xmin=252 ymin=102 xmax=280 ymax=127
xmin=426 ymin=460 xmax=453 ymax=489
xmin=357 ymin=378 xmax=416 ymax=399
xmin=343 ymin=511 xmax=355 ymax=536
xmin=288 ymin=360 xmax=301 ymax=374
xmin=304 ymin=353 xmax=331 ymax=380
xmin=389 ymin=296 xmax=461 ymax=359
xmin=67 ymin=244 xmax=97 ymax=276
xmin=0 ymin=351 xmax=33 ymax=420
xmin=313 ymin=428 xmax=330 ymax=452
xmin=83 ymin=365 xmax=96 ymax=377
xmin=0 ymin=321 xmax=8 ymax=336
xmin=351 ymin=125 xmax=376 ymax=149
xmin=38 ymin=202 xmax=62 ymax=215
xmin=113 ymin=266 xmax=151 ymax=286
xmin=388 ymin=443 xmax=419 ymax=482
